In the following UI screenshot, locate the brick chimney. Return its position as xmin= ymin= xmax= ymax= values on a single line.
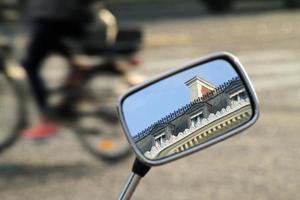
xmin=185 ymin=76 xmax=215 ymax=101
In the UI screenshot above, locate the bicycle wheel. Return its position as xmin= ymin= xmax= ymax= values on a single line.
xmin=0 ymin=68 xmax=26 ymax=154
xmin=74 ymin=71 xmax=132 ymax=162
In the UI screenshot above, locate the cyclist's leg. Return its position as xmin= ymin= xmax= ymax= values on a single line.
xmin=21 ymin=20 xmax=61 ymax=139
xmin=22 ymin=20 xmax=59 ymax=113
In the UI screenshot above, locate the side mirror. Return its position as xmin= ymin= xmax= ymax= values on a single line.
xmin=118 ymin=52 xmax=259 ymax=166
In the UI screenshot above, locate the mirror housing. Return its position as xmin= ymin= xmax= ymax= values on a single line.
xmin=118 ymin=52 xmax=259 ymax=166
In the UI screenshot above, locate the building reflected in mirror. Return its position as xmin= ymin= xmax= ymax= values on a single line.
xmin=133 ymin=76 xmax=252 ymax=160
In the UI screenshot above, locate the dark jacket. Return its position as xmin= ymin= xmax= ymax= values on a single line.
xmin=27 ymin=0 xmax=92 ymax=21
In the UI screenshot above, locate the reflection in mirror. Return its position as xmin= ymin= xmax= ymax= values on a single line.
xmin=122 ymin=59 xmax=253 ymax=160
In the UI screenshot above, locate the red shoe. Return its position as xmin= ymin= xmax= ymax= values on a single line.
xmin=22 ymin=122 xmax=59 ymax=140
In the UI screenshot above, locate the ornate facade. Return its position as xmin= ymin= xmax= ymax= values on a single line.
xmin=134 ymin=76 xmax=252 ymax=159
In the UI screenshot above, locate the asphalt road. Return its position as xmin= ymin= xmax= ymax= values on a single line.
xmin=0 ymin=1 xmax=300 ymax=200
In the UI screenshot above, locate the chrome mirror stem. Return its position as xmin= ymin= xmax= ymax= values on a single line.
xmin=118 ymin=158 xmax=151 ymax=200
xmin=118 ymin=172 xmax=142 ymax=200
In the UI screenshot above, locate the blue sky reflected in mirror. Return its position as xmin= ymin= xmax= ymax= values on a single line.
xmin=123 ymin=59 xmax=239 ymax=136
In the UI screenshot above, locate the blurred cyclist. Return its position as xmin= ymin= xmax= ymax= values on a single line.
xmin=21 ymin=0 xmax=92 ymax=139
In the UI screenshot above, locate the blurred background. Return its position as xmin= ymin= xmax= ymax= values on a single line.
xmin=0 ymin=0 xmax=299 ymax=199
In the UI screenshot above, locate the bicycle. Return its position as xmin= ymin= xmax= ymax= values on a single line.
xmin=0 ymin=7 xmax=143 ymax=162
xmin=0 ymin=43 xmax=26 ymax=154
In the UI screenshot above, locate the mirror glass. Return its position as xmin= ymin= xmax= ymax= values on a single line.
xmin=121 ymin=59 xmax=253 ymax=161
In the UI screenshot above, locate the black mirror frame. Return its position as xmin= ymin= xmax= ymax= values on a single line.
xmin=118 ymin=52 xmax=260 ymax=166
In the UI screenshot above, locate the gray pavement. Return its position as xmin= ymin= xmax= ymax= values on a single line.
xmin=0 ymin=2 xmax=300 ymax=200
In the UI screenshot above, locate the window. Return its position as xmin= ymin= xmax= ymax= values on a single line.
xmin=154 ymin=132 xmax=166 ymax=143
xmin=191 ymin=112 xmax=203 ymax=127
xmin=239 ymin=91 xmax=247 ymax=99
xmin=230 ymin=89 xmax=246 ymax=101
xmin=231 ymin=95 xmax=238 ymax=101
